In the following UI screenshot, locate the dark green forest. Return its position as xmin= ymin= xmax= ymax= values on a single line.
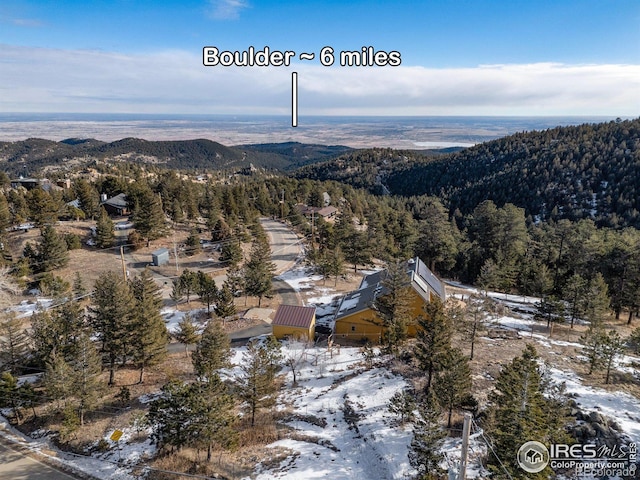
xmin=297 ymin=119 xmax=640 ymax=228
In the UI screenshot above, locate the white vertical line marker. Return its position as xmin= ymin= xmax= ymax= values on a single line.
xmin=292 ymin=71 xmax=298 ymax=127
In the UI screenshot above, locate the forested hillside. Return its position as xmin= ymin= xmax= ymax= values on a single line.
xmin=0 ymin=138 xmax=351 ymax=174
xmin=296 ymin=119 xmax=640 ymax=228
xmin=387 ymin=119 xmax=640 ymax=227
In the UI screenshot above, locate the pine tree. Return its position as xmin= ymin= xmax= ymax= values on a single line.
xmin=601 ymin=330 xmax=624 ymax=384
xmin=26 ymin=188 xmax=60 ymax=227
xmin=189 ymin=376 xmax=237 ymax=462
xmin=487 ymin=344 xmax=569 ymax=479
xmin=174 ymin=313 xmax=200 ymax=356
xmin=130 ymin=270 xmax=168 ymax=383
xmin=0 ymin=192 xmax=11 ymax=232
xmin=44 ymin=352 xmax=75 ymax=413
xmin=219 ymin=240 xmax=243 ymax=266
xmin=373 ymin=260 xmax=414 ymax=356
xmin=95 ymin=207 xmax=115 ymax=248
xmin=72 ymin=272 xmax=87 ymax=299
xmin=563 ymin=273 xmax=587 ymax=328
xmin=90 ymin=271 xmax=135 ymax=385
xmin=580 ymin=273 xmax=610 ymax=325
xmin=132 ymin=187 xmax=168 ymax=241
xmin=388 ymin=389 xmax=416 ymax=426
xmin=235 ymin=338 xmax=279 ymax=426
xmin=197 ymin=271 xmax=218 ymax=314
xmin=215 ymin=283 xmax=236 ymax=320
xmin=176 ymin=269 xmax=199 ymax=304
xmin=0 ymin=313 xmax=29 ymax=374
xmin=581 ymin=323 xmax=606 ymax=375
xmin=415 ymin=299 xmax=453 ymax=394
xmin=0 ymin=371 xmax=24 ymax=423
xmin=432 ymin=347 xmax=472 ymax=428
xmin=245 ymin=236 xmax=276 ymax=307
xmin=69 ymin=333 xmax=104 ymax=425
xmin=75 ymin=179 xmax=100 ymax=220
xmin=184 ymin=228 xmax=201 ymax=256
xmin=408 ymin=394 xmax=446 ymax=480
xmin=463 ymin=294 xmax=486 ymax=360
xmin=192 ymin=319 xmax=231 ymax=383
xmin=148 ymin=380 xmax=194 ymax=453
xmin=36 ymin=225 xmax=69 ymax=272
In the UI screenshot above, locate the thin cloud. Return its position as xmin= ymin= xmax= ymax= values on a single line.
xmin=207 ymin=0 xmax=249 ymax=20
xmin=0 ymin=45 xmax=638 ymax=116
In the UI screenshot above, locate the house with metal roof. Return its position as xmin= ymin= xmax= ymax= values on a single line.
xmin=333 ymin=257 xmax=445 ymax=343
xmin=272 ymin=304 xmax=316 ymax=341
xmin=101 ymin=193 xmax=129 ymax=216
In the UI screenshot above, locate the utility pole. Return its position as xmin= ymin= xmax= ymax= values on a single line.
xmin=458 ymin=412 xmax=472 ymax=480
xmin=120 ymin=245 xmax=127 ymax=280
xmin=280 ymin=189 xmax=285 ymax=219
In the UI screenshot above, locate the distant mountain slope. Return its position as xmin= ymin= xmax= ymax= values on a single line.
xmin=295 ymin=119 xmax=640 ymax=228
xmin=385 ymin=119 xmax=640 ymax=227
xmin=0 ymin=138 xmax=349 ymax=174
xmin=236 ymin=141 xmax=353 ymax=170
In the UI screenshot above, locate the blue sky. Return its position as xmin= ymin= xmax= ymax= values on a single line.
xmin=0 ymin=0 xmax=638 ymax=115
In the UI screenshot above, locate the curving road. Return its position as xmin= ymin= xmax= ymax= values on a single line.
xmin=0 ymin=435 xmax=83 ymax=480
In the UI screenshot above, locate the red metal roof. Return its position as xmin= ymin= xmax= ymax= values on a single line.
xmin=273 ymin=305 xmax=316 ymax=329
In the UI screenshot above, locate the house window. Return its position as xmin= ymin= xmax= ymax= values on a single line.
xmin=351 ymin=325 xmax=356 ymax=332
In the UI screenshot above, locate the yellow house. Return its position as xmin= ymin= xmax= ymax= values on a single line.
xmin=333 ymin=257 xmax=446 ymax=343
xmin=272 ymin=304 xmax=316 ymax=341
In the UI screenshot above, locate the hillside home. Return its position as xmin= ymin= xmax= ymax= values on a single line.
xmin=272 ymin=304 xmax=316 ymax=341
xmin=101 ymin=193 xmax=129 ymax=216
xmin=333 ymin=257 xmax=445 ymax=343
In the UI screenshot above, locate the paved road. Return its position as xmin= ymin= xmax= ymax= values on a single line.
xmin=0 ymin=435 xmax=81 ymax=480
xmin=260 ymin=218 xmax=303 ymax=275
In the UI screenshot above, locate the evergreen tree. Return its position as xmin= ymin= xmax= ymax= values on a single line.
xmin=184 ymin=228 xmax=201 ymax=256
xmin=235 ymin=338 xmax=279 ymax=426
xmin=72 ymin=271 xmax=87 ymax=299
xmin=388 ymin=389 xmax=416 ymax=426
xmin=35 ymin=225 xmax=69 ymax=272
xmin=0 ymin=313 xmax=29 ymax=374
xmin=415 ymin=299 xmax=453 ymax=394
xmin=342 ymin=230 xmax=372 ymax=273
xmin=148 ymin=380 xmax=194 ymax=453
xmin=408 ymin=394 xmax=446 ymax=480
xmin=197 ymin=271 xmax=218 ymax=314
xmin=432 ymin=348 xmax=472 ymax=428
xmin=563 ymin=273 xmax=587 ymax=328
xmin=90 ymin=271 xmax=135 ymax=385
xmin=0 ymin=371 xmax=24 ymax=423
xmin=44 ymin=352 xmax=75 ymax=413
xmin=26 ymin=188 xmax=60 ymax=227
xmin=373 ymin=260 xmax=413 ymax=356
xmin=219 ymin=240 xmax=243 ymax=266
xmin=215 ymin=283 xmax=236 ymax=320
xmin=130 ymin=270 xmax=168 ymax=383
xmin=487 ymin=345 xmax=569 ymax=479
xmin=173 ymin=269 xmax=199 ymax=304
xmin=463 ymin=294 xmax=486 ymax=360
xmin=0 ymin=192 xmax=11 ymax=232
xmin=75 ymin=179 xmax=100 ymax=220
xmin=132 ymin=187 xmax=168 ymax=241
xmin=69 ymin=333 xmax=104 ymax=425
xmin=189 ymin=375 xmax=238 ymax=462
xmin=245 ymin=236 xmax=276 ymax=307
xmin=192 ymin=319 xmax=231 ymax=383
xmin=95 ymin=207 xmax=115 ymax=248
xmin=414 ymin=197 xmax=458 ymax=274
xmin=580 ymin=273 xmax=610 ymax=325
xmin=225 ymin=264 xmax=245 ymax=300
xmin=601 ymin=330 xmax=624 ymax=384
xmin=174 ymin=313 xmax=199 ymax=356
xmin=581 ymin=323 xmax=606 ymax=375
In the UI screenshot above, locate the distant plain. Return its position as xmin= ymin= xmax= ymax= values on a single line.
xmin=0 ymin=113 xmax=616 ymax=149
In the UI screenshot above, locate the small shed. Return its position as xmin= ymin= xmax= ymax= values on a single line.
xmin=151 ymin=248 xmax=170 ymax=266
xmin=272 ymin=305 xmax=316 ymax=341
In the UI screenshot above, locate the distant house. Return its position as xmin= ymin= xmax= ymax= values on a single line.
xmin=295 ymin=204 xmax=338 ymax=221
xmin=272 ymin=304 xmax=316 ymax=341
xmin=151 ymin=248 xmax=170 ymax=266
xmin=101 ymin=193 xmax=129 ymax=216
xmin=333 ymin=257 xmax=446 ymax=343
xmin=10 ymin=177 xmax=63 ymax=192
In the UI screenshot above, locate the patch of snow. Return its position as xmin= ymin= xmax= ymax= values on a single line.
xmin=277 ymin=267 xmax=322 ymax=292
